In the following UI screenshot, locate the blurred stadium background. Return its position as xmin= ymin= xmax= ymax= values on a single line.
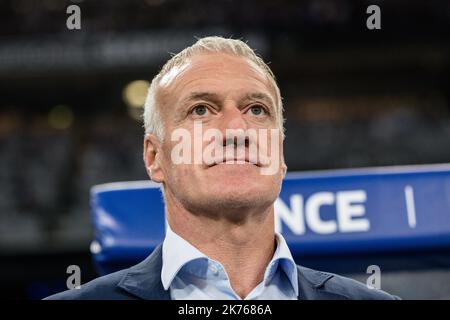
xmin=0 ymin=0 xmax=449 ymax=299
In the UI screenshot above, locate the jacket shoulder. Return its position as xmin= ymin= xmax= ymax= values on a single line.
xmin=44 ymin=268 xmax=136 ymax=300
xmin=297 ymin=265 xmax=400 ymax=300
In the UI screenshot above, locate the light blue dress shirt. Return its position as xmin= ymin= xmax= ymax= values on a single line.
xmin=161 ymin=225 xmax=299 ymax=300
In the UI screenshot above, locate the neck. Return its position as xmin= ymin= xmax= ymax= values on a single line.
xmin=165 ymin=194 xmax=276 ymax=299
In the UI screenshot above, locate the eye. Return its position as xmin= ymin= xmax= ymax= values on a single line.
xmin=191 ymin=104 xmax=209 ymax=116
xmin=247 ymin=105 xmax=267 ymax=116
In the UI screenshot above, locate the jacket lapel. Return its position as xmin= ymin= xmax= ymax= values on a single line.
xmin=117 ymin=244 xmax=171 ymax=300
xmin=296 ymin=265 xmax=346 ymax=300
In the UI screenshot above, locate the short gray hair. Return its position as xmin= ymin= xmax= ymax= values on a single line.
xmin=143 ymin=36 xmax=284 ymax=140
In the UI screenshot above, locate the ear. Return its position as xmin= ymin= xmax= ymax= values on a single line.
xmin=143 ymin=134 xmax=164 ymax=183
xmin=281 ymin=153 xmax=288 ymax=178
xmin=281 ymin=162 xmax=287 ymax=178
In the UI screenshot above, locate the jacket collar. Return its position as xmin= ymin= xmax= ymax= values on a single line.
xmin=296 ymin=265 xmax=341 ymax=299
xmin=117 ymin=244 xmax=171 ymax=300
xmin=117 ymin=243 xmax=336 ymax=300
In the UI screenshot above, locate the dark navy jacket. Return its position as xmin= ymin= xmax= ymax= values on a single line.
xmin=45 ymin=245 xmax=399 ymax=300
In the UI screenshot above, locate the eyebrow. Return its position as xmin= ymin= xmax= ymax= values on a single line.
xmin=180 ymin=92 xmax=223 ymax=107
xmin=179 ymin=91 xmax=275 ymax=109
xmin=239 ymin=92 xmax=275 ymax=108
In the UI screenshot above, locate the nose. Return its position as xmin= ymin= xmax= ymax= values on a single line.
xmin=220 ymin=102 xmax=249 ymax=148
xmin=220 ymin=102 xmax=248 ymax=132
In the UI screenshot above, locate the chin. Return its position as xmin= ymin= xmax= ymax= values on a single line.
xmin=207 ymin=180 xmax=277 ymax=208
xmin=206 ymin=193 xmax=270 ymax=214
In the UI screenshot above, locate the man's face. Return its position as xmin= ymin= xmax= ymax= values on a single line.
xmin=145 ymin=52 xmax=286 ymax=219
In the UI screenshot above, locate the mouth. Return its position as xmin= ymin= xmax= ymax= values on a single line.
xmin=208 ymin=157 xmax=260 ymax=167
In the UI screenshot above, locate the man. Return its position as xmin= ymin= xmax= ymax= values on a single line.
xmin=46 ymin=36 xmax=398 ymax=300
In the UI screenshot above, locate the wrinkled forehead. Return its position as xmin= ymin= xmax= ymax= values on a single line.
xmin=155 ymin=53 xmax=278 ymax=111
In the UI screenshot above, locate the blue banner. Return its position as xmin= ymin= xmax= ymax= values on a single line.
xmin=90 ymin=164 xmax=450 ymax=273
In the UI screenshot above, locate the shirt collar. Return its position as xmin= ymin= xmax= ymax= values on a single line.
xmin=270 ymin=232 xmax=299 ymax=296
xmin=161 ymin=224 xmax=298 ymax=296
xmin=161 ymin=224 xmax=208 ymax=290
